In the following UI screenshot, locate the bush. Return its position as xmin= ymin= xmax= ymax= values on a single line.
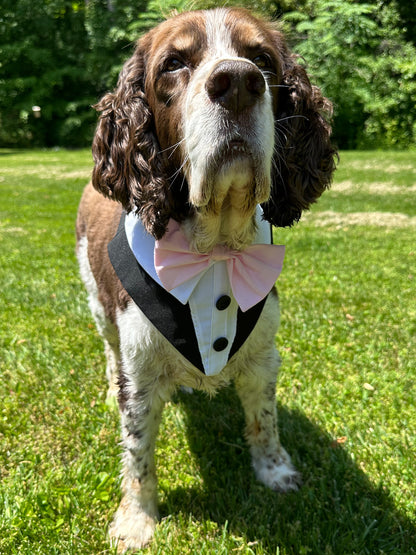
xmin=287 ymin=0 xmax=416 ymax=149
xmin=1 ymin=0 xmax=415 ymax=149
xmin=0 ymin=0 xmax=146 ymax=148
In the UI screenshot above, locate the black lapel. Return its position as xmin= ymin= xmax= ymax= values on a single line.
xmin=108 ymin=213 xmax=204 ymax=372
xmin=229 ymin=298 xmax=267 ymax=360
xmin=108 ymin=213 xmax=267 ymax=374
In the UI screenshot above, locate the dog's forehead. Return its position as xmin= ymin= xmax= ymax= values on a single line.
xmin=149 ymin=8 xmax=274 ymax=58
xmin=204 ymin=8 xmax=238 ymax=57
xmin=205 ymin=8 xmax=273 ymax=55
xmin=148 ymin=11 xmax=206 ymax=54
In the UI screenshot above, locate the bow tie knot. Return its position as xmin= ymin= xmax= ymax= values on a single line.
xmin=154 ymin=219 xmax=285 ymax=312
xmin=211 ymin=245 xmax=235 ymax=262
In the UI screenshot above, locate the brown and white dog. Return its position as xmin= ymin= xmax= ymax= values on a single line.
xmin=76 ymin=7 xmax=336 ymax=551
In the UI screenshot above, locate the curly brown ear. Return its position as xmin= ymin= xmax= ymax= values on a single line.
xmin=91 ymin=41 xmax=170 ymax=239
xmin=262 ymin=44 xmax=338 ymax=227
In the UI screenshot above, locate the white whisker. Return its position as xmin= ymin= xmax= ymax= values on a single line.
xmin=159 ymin=138 xmax=186 ymax=157
xmin=168 ymin=155 xmax=189 ymax=182
xmin=275 ymin=115 xmax=309 ymax=124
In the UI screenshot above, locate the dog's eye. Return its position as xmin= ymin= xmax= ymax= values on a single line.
xmin=163 ymin=57 xmax=185 ymax=72
xmin=252 ymin=54 xmax=274 ymax=71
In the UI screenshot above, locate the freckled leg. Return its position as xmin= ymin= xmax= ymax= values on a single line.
xmin=109 ymin=372 xmax=168 ymax=553
xmin=234 ymin=350 xmax=301 ymax=492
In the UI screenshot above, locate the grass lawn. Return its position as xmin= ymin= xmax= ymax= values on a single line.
xmin=0 ymin=148 xmax=415 ymax=554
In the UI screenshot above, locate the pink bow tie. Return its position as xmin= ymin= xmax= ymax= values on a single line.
xmin=154 ymin=219 xmax=285 ymax=312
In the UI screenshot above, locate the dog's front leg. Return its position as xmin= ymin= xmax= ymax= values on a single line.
xmin=234 ymin=350 xmax=301 ymax=493
xmin=109 ymin=373 xmax=166 ymax=552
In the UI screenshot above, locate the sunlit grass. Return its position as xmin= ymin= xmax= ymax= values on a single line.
xmin=0 ymin=149 xmax=415 ymax=554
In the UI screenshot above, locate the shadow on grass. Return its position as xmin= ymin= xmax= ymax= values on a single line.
xmin=161 ymin=387 xmax=415 ymax=555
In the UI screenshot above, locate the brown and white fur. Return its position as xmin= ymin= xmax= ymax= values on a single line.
xmin=76 ymin=8 xmax=337 ymax=552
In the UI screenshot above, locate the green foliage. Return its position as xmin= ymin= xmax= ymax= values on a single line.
xmin=287 ymin=0 xmax=416 ymax=149
xmin=0 ymin=0 xmax=146 ymax=147
xmin=0 ymin=1 xmax=88 ymax=146
xmin=0 ymin=0 xmax=415 ymax=148
xmin=127 ymin=0 xmax=191 ymax=39
xmin=126 ymin=0 xmax=281 ymax=38
xmin=358 ymin=19 xmax=416 ymax=148
xmin=390 ymin=0 xmax=416 ymax=44
xmin=1 ymin=149 xmax=415 ymax=552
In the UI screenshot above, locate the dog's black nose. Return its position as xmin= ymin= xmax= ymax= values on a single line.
xmin=206 ymin=60 xmax=266 ymax=113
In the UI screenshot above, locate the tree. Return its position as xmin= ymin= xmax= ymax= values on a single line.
xmin=0 ymin=0 xmax=146 ymax=147
xmin=0 ymin=0 xmax=415 ymax=148
xmin=286 ymin=0 xmax=416 ymax=148
xmin=0 ymin=1 xmax=88 ymax=146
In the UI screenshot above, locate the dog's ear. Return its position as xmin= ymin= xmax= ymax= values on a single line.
xmin=262 ymin=35 xmax=338 ymax=227
xmin=91 ymin=37 xmax=170 ymax=239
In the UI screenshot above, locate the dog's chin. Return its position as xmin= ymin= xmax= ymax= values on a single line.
xmin=217 ymin=156 xmax=254 ymax=189
xmin=188 ymin=147 xmax=269 ymax=208
xmin=214 ymin=153 xmax=272 ymax=207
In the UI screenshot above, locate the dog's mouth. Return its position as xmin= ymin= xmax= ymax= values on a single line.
xmin=210 ymin=138 xmax=253 ymax=173
xmin=187 ymin=133 xmax=268 ymax=208
xmin=229 ymin=139 xmax=250 ymax=155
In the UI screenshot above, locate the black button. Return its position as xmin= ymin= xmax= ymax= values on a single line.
xmin=213 ymin=337 xmax=229 ymax=352
xmin=216 ymin=295 xmax=231 ymax=311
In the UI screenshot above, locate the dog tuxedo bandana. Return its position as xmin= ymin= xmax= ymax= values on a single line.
xmin=108 ymin=207 xmax=285 ymax=376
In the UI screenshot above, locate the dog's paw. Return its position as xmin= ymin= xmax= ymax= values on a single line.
xmin=253 ymin=450 xmax=302 ymax=493
xmin=109 ymin=496 xmax=158 ymax=553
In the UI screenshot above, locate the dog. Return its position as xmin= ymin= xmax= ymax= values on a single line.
xmin=76 ymin=7 xmax=336 ymax=551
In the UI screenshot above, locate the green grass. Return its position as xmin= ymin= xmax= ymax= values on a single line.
xmin=1 ymin=149 xmax=415 ymax=554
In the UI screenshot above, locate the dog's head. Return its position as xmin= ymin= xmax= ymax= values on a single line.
xmin=92 ymin=8 xmax=337 ymax=251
